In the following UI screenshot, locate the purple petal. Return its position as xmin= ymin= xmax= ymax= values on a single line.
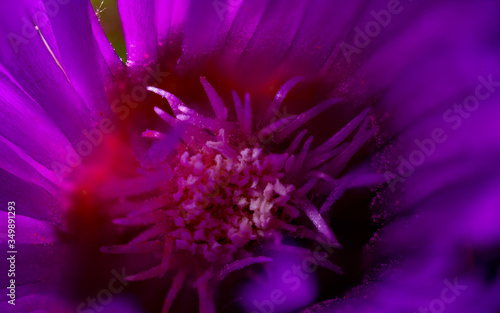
xmin=1 ymin=211 xmax=58 ymax=244
xmin=89 ymin=2 xmax=126 ymax=78
xmin=239 ymin=0 xmax=307 ymax=68
xmin=0 ymin=137 xmax=58 ymax=196
xmin=219 ymin=0 xmax=270 ymax=65
xmin=177 ymin=0 xmax=241 ymax=65
xmin=0 ymin=1 xmax=93 ymax=142
xmin=0 ymin=71 xmax=73 ymax=169
xmin=0 ymin=169 xmax=56 ymax=221
xmin=118 ymin=0 xmax=157 ymax=68
xmin=46 ymin=0 xmax=110 ymax=116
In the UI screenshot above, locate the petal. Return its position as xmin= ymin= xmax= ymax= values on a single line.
xmin=0 ymin=243 xmax=64 ymax=288
xmin=287 ymin=0 xmax=364 ymax=71
xmin=0 ymin=0 xmax=93 ymax=141
xmin=0 ymin=70 xmax=74 ymax=169
xmin=220 ymin=0 xmax=270 ymax=65
xmin=239 ymin=0 xmax=308 ymax=68
xmin=89 ymin=2 xmax=126 ymax=78
xmin=0 ymin=211 xmax=58 ymax=244
xmin=239 ymin=251 xmax=318 ymax=313
xmin=0 ymin=138 xmax=59 ymax=196
xmin=46 ymin=0 xmax=111 ymax=116
xmin=118 ymin=0 xmax=158 ymax=68
xmin=156 ymin=0 xmax=190 ymax=45
xmin=0 ymin=169 xmax=56 ymax=221
xmin=177 ymin=0 xmax=235 ymax=65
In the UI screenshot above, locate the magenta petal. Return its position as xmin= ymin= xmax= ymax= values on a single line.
xmin=155 ymin=0 xmax=191 ymax=60
xmin=240 ymin=0 xmax=308 ymax=66
xmin=1 ymin=211 xmax=58 ymax=244
xmin=0 ymin=71 xmax=73 ymax=169
xmin=239 ymin=252 xmax=318 ymax=313
xmin=220 ymin=0 xmax=270 ymax=63
xmin=288 ymin=0 xmax=362 ymax=71
xmin=178 ymin=0 xmax=230 ymax=64
xmin=118 ymin=0 xmax=158 ymax=68
xmin=0 ymin=136 xmax=59 ymax=196
xmin=0 ymin=1 xmax=93 ymax=141
xmin=45 ymin=0 xmax=110 ymax=116
xmin=1 ymin=243 xmax=64 ymax=288
xmin=0 ymin=169 xmax=56 ymax=221
xmin=89 ymin=2 xmax=126 ymax=78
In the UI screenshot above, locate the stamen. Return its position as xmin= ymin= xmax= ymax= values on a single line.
xmin=292 ymin=136 xmax=313 ymax=174
xmin=147 ymin=86 xmax=188 ymax=116
xmin=206 ymin=140 xmax=238 ymax=160
xmin=264 ymin=76 xmax=305 ymax=121
xmin=233 ymin=91 xmax=253 ymax=135
xmin=192 ymin=270 xmax=214 ymax=288
xmin=299 ymin=201 xmax=339 ymax=246
xmin=243 ymin=93 xmax=252 ymax=133
xmin=201 ymin=77 xmax=228 ymax=121
xmin=142 ymin=132 xmax=181 ymax=168
xmin=162 ymin=269 xmax=188 ymax=313
xmin=306 ymin=143 xmax=346 ymax=170
xmin=276 ymin=98 xmax=343 ymax=142
xmin=99 ymin=241 xmax=162 ymax=254
xmin=160 ymin=236 xmax=174 ymax=278
xmin=143 ymin=129 xmax=166 ymax=139
xmin=319 ymin=171 xmax=386 ymax=213
xmin=258 ymin=115 xmax=298 ymax=138
xmin=319 ymin=180 xmax=348 ymax=214
xmin=126 ymin=264 xmax=164 ymax=281
xmin=197 ymin=279 xmax=216 ymax=313
xmin=309 ymin=171 xmax=336 ymax=184
xmin=128 ymin=196 xmax=169 ymax=217
xmin=312 ymin=108 xmax=370 ymax=156
xmin=323 ymin=120 xmax=374 ymax=176
xmin=153 ymin=107 xmax=178 ymax=126
xmin=176 ymin=114 xmax=221 ymax=132
xmin=286 ymin=129 xmax=308 ymax=155
xmin=295 ymin=178 xmax=319 ymax=196
xmin=217 ymin=256 xmax=273 ymax=281
xmin=129 ymin=223 xmax=169 ymax=244
xmin=112 ymin=211 xmax=166 ymax=226
xmin=232 ymin=91 xmax=245 ymax=131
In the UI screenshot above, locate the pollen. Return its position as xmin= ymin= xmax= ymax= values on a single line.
xmin=168 ymin=135 xmax=298 ymax=263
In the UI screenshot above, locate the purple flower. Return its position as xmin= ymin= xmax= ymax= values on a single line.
xmin=1 ymin=1 xmax=499 ymax=313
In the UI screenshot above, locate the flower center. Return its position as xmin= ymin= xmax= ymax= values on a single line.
xmin=99 ymin=76 xmax=378 ymax=313
xmin=168 ymin=132 xmax=297 ymax=263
